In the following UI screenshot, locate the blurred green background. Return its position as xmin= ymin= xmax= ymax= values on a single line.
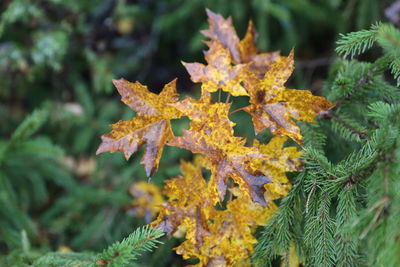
xmin=0 ymin=0 xmax=393 ymax=266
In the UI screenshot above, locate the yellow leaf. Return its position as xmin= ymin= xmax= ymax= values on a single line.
xmin=96 ymin=79 xmax=182 ymax=177
xmin=152 ymin=160 xmax=276 ymax=267
xmin=129 ymin=181 xmax=163 ymax=221
xmin=183 ymin=41 xmax=248 ymax=96
xmin=281 ymin=242 xmax=301 ymax=267
xmin=169 ymin=114 xmax=272 ymax=206
xmin=202 ymin=10 xmax=281 ymax=77
xmin=244 ymin=51 xmax=334 ymax=144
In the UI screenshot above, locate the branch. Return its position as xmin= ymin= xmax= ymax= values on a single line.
xmin=324 ymin=112 xmax=370 ymax=140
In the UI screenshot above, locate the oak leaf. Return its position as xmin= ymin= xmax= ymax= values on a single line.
xmin=244 ymin=51 xmax=334 ymax=144
xmin=96 ymin=79 xmax=181 ymax=177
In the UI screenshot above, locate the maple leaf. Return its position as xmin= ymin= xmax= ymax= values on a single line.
xmin=152 ymin=160 xmax=275 ymax=267
xmin=128 ymin=181 xmax=163 ymax=222
xmin=197 ymin=188 xmax=275 ymax=266
xmin=151 ymin=160 xmax=214 ymax=238
xmin=96 ymin=79 xmax=181 ymax=177
xmin=182 ymin=41 xmax=248 ymax=96
xmin=253 ymin=136 xmax=303 ymax=201
xmin=168 ymin=104 xmax=273 ymax=206
xmin=201 ymin=9 xmax=241 ymax=62
xmin=169 ymin=94 xmax=232 ymax=126
xmin=174 ymin=191 xmax=275 ymax=267
xmin=202 ymin=9 xmax=281 ymax=77
xmin=97 ymin=9 xmax=329 ymax=267
xmin=244 ymin=51 xmax=334 ymax=144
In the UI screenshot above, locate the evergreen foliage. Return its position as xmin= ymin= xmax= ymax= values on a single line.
xmin=0 ymin=108 xmax=73 ymax=249
xmin=1 ymin=226 xmax=163 ymax=267
xmin=253 ymin=23 xmax=400 ymax=267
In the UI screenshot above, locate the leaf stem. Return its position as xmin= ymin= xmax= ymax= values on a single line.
xmin=225 ymin=93 xmax=231 ymax=104
xmin=229 ymin=106 xmax=247 ymax=115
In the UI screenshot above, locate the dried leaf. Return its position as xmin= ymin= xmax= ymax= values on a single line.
xmin=253 ymin=137 xmax=303 ymax=201
xmin=183 ymin=41 xmax=248 ymax=96
xmin=170 ymin=95 xmax=231 ymax=124
xmin=169 ymin=110 xmax=272 ymax=206
xmin=113 ymin=78 xmax=180 ymax=117
xmin=280 ymin=242 xmax=301 ymax=267
xmin=244 ymin=51 xmax=334 ymax=144
xmin=152 ymin=161 xmax=276 ymax=267
xmin=201 ymin=9 xmax=241 ymax=63
xmin=96 ymin=79 xmax=181 ymax=177
xmin=128 ymin=181 xmax=163 ymax=222
xmin=151 ymin=160 xmax=214 ymax=238
xmin=202 ymin=9 xmax=281 ymax=77
xmin=238 ymin=20 xmax=282 ymax=77
xmin=238 ymin=20 xmax=258 ymax=63
xmin=98 ymin=9 xmax=331 ymax=267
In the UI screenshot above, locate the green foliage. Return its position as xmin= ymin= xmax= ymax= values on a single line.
xmin=95 ymin=226 xmax=164 ymax=267
xmin=336 ymin=22 xmax=400 ymax=86
xmin=336 ymin=23 xmax=381 ymax=58
xmin=0 ymin=108 xmax=72 ymax=249
xmin=1 ymin=226 xmax=163 ymax=267
xmin=253 ymin=23 xmax=400 ymax=267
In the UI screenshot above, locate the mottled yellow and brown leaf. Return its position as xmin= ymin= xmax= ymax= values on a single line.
xmin=201 ymin=9 xmax=241 ymax=63
xmin=96 ymin=79 xmax=182 ymax=177
xmin=183 ymin=41 xmax=248 ymax=96
xmin=169 ymin=114 xmax=272 ymax=206
xmin=152 ymin=161 xmax=276 ymax=267
xmin=238 ymin=20 xmax=258 ymax=63
xmin=151 ymin=161 xmax=214 ymax=239
xmin=253 ymin=137 xmax=302 ymax=201
xmin=244 ymin=51 xmax=334 ymax=144
xmin=113 ymin=78 xmax=181 ymax=118
xmin=202 ymin=9 xmax=281 ymax=77
xmin=170 ymin=96 xmax=231 ymax=124
xmin=128 ymin=181 xmax=163 ymax=222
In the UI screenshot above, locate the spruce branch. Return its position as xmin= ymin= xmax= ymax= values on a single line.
xmin=324 ymin=112 xmax=370 ymax=140
xmin=336 ymin=23 xmax=381 ymax=58
xmin=330 ymin=70 xmax=373 ymax=108
xmin=95 ymin=226 xmax=164 ymax=267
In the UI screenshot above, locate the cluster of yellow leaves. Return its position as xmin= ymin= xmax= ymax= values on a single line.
xmin=152 ymin=160 xmax=276 ymax=266
xmin=97 ymin=9 xmax=333 ymax=266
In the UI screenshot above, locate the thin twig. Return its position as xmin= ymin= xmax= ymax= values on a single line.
xmin=360 ymin=197 xmax=389 ymax=239
xmin=295 ymin=57 xmax=334 ymax=69
xmin=333 ymin=73 xmax=372 ymax=109
xmin=324 ymin=112 xmax=370 ymax=140
xmin=225 ymin=93 xmax=231 ymax=104
xmin=229 ymin=106 xmax=247 ymax=115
